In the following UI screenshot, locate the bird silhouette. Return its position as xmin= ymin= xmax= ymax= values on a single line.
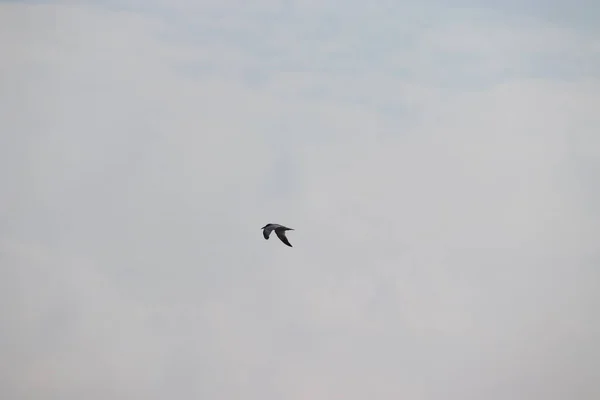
xmin=261 ymin=223 xmax=294 ymax=247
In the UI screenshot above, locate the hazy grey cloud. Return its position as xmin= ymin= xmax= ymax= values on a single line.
xmin=1 ymin=2 xmax=599 ymax=399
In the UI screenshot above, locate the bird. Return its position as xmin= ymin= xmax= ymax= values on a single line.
xmin=261 ymin=223 xmax=294 ymax=247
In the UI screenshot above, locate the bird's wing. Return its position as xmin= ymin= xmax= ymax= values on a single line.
xmin=263 ymin=228 xmax=271 ymax=240
xmin=275 ymin=229 xmax=293 ymax=247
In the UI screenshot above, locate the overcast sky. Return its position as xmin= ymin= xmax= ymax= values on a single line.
xmin=1 ymin=1 xmax=599 ymax=399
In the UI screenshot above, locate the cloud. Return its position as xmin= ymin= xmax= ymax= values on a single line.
xmin=1 ymin=2 xmax=599 ymax=400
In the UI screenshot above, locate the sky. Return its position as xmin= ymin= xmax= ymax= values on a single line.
xmin=1 ymin=0 xmax=599 ymax=399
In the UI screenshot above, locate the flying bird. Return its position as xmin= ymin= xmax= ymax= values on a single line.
xmin=261 ymin=223 xmax=294 ymax=247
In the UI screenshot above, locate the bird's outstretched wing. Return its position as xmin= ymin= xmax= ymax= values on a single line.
xmin=275 ymin=229 xmax=292 ymax=247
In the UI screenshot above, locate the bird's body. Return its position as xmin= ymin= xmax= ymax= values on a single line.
xmin=261 ymin=223 xmax=294 ymax=247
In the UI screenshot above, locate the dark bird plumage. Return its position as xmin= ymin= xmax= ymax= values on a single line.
xmin=261 ymin=223 xmax=294 ymax=247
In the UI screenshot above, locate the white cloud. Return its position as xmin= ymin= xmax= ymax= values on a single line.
xmin=1 ymin=2 xmax=599 ymax=400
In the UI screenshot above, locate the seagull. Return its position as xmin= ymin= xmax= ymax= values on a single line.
xmin=261 ymin=223 xmax=294 ymax=247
